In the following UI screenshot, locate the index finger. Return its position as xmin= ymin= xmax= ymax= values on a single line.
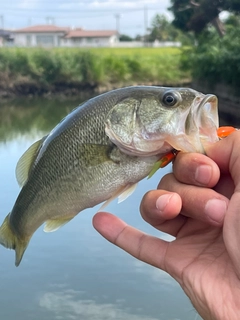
xmin=172 ymin=152 xmax=220 ymax=187
xmin=92 ymin=212 xmax=169 ymax=269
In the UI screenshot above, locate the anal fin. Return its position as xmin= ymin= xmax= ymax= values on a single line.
xmin=44 ymin=217 xmax=73 ymax=233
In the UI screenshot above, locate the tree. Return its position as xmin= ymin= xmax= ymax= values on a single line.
xmin=169 ymin=0 xmax=240 ymax=37
xmin=147 ymin=14 xmax=171 ymax=41
xmin=224 ymin=13 xmax=240 ymax=28
xmin=119 ymin=34 xmax=133 ymax=42
xmin=134 ymin=34 xmax=143 ymax=41
xmin=147 ymin=14 xmax=181 ymax=42
xmin=147 ymin=14 xmax=193 ymax=44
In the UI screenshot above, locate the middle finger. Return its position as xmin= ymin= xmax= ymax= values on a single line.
xmin=159 ymin=173 xmax=229 ymax=227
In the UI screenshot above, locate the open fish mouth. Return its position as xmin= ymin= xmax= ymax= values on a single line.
xmin=105 ymin=90 xmax=220 ymax=157
xmin=186 ymin=94 xmax=219 ymax=153
xmin=164 ymin=93 xmax=219 ymax=154
xmin=195 ymin=94 xmax=219 ymax=142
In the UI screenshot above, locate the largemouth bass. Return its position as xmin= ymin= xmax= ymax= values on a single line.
xmin=0 ymin=86 xmax=219 ymax=266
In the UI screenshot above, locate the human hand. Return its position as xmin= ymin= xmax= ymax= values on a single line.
xmin=93 ymin=131 xmax=240 ymax=320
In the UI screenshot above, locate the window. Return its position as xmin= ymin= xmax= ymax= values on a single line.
xmin=36 ymin=35 xmax=54 ymax=46
xmin=26 ymin=35 xmax=31 ymax=46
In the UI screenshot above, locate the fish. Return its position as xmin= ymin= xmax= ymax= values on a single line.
xmin=0 ymin=86 xmax=219 ymax=266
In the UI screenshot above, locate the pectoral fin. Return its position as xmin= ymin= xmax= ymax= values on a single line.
xmin=117 ymin=183 xmax=137 ymax=203
xmin=98 ymin=183 xmax=138 ymax=211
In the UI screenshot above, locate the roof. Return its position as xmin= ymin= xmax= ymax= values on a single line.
xmin=0 ymin=29 xmax=13 ymax=39
xmin=14 ymin=25 xmax=70 ymax=33
xmin=64 ymin=30 xmax=118 ymax=38
xmin=0 ymin=29 xmax=12 ymax=36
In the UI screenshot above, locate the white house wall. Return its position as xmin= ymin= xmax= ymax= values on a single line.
xmin=11 ymin=32 xmax=181 ymax=48
xmin=14 ymin=33 xmax=65 ymax=47
xmin=14 ymin=34 xmax=27 ymax=46
xmin=61 ymin=35 xmax=117 ymax=47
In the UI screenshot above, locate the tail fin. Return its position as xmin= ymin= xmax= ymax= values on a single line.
xmin=0 ymin=214 xmax=30 ymax=267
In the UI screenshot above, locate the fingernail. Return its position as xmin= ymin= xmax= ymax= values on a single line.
xmin=156 ymin=194 xmax=173 ymax=213
xmin=195 ymin=165 xmax=212 ymax=185
xmin=205 ymin=199 xmax=227 ymax=223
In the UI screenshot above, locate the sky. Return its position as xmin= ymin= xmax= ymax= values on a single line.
xmin=0 ymin=0 xmax=172 ymax=37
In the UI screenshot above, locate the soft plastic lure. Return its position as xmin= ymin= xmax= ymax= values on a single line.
xmin=148 ymin=126 xmax=238 ymax=179
xmin=216 ymin=126 xmax=237 ymax=139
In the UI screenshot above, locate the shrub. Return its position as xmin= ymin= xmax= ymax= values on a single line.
xmin=180 ymin=27 xmax=240 ymax=89
xmin=0 ymin=47 xmax=187 ymax=93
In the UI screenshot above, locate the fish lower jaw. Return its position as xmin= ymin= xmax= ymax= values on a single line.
xmin=106 ymin=125 xmax=174 ymax=157
xmin=114 ymin=139 xmax=174 ymax=157
xmin=164 ymin=135 xmax=205 ymax=154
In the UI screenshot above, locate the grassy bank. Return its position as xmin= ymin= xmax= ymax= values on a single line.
xmin=0 ymin=47 xmax=190 ymax=97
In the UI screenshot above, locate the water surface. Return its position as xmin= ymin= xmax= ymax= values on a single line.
xmin=0 ymin=98 xmax=201 ymax=320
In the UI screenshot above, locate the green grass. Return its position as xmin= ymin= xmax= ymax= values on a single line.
xmin=0 ymin=47 xmax=190 ymax=95
xmin=89 ymin=47 xmax=182 ymax=56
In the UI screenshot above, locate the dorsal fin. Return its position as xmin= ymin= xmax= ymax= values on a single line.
xmin=15 ymin=137 xmax=46 ymax=187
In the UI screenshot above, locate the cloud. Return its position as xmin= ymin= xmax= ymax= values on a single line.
xmin=18 ymin=0 xmax=39 ymax=9
xmin=133 ymin=260 xmax=177 ymax=287
xmin=44 ymin=0 xmax=169 ymax=11
xmin=90 ymin=0 xmax=157 ymax=8
xmin=39 ymin=289 xmax=159 ymax=320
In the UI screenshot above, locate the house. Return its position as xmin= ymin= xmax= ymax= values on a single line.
xmin=13 ymin=25 xmax=118 ymax=48
xmin=63 ymin=29 xmax=118 ymax=47
xmin=13 ymin=25 xmax=70 ymax=47
xmin=0 ymin=29 xmax=14 ymax=47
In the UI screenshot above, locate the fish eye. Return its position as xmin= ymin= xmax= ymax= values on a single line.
xmin=162 ymin=91 xmax=181 ymax=107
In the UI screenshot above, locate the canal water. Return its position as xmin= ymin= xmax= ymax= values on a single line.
xmin=0 ymin=97 xmax=202 ymax=320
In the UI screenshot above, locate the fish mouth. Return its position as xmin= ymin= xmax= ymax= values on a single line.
xmin=180 ymin=94 xmax=219 ymax=153
xmin=165 ymin=94 xmax=219 ymax=154
xmin=105 ymin=93 xmax=219 ymax=157
xmin=195 ymin=94 xmax=219 ymax=145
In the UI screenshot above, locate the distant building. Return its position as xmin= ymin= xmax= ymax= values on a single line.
xmin=13 ymin=25 xmax=119 ymax=48
xmin=0 ymin=29 xmax=14 ymax=47
xmin=63 ymin=29 xmax=118 ymax=47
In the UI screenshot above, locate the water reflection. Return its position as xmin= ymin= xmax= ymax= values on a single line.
xmin=39 ymin=289 xmax=161 ymax=320
xmin=0 ymin=97 xmax=85 ymax=141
